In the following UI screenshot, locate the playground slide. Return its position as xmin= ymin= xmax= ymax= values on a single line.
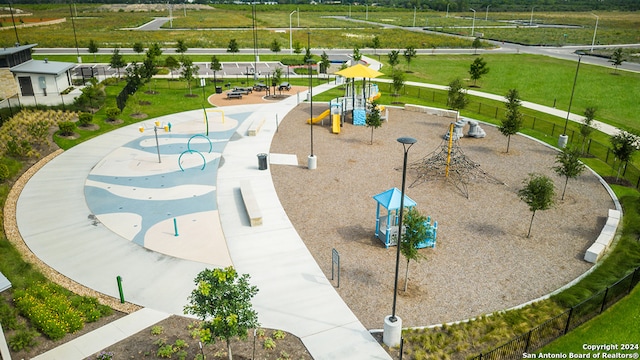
xmin=306 ymin=109 xmax=331 ymax=124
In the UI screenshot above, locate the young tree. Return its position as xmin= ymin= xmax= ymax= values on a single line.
xmin=269 ymin=39 xmax=281 ymax=54
xmin=580 ymin=107 xmax=597 ymax=155
xmin=447 ymin=78 xmax=468 ymax=112
xmin=400 ymin=207 xmax=427 ymax=292
xmin=293 ymin=41 xmax=302 ymax=54
xmin=175 ymin=39 xmax=188 ymax=56
xmin=387 ymin=50 xmax=400 ymax=73
xmin=303 ymin=47 xmax=313 ymax=64
xmin=366 ymin=101 xmax=383 ymax=145
xmin=499 ymin=88 xmax=523 ymax=153
xmin=403 ymin=46 xmax=417 ymax=72
xmin=610 ymin=48 xmax=624 ymax=74
xmin=184 ymin=267 xmax=259 ymax=360
xmin=165 ymin=56 xmax=180 ymax=80
xmin=272 ymin=67 xmax=282 ymax=94
xmin=180 ymin=57 xmax=200 ymax=95
xmin=132 ymin=42 xmax=144 ymax=55
xmin=391 ymin=70 xmax=405 ymax=97
xmin=319 ymin=51 xmax=330 ymax=75
xmin=472 ymin=37 xmax=482 ymax=55
xmin=210 ymin=55 xmax=222 ymax=85
xmin=352 ymin=47 xmax=362 ymax=63
xmin=110 ymin=47 xmax=126 ymax=79
xmin=147 ymin=43 xmax=163 ymax=64
xmin=610 ymin=131 xmax=638 ymax=180
xmin=371 ymin=35 xmax=381 ymax=55
xmin=140 ymin=53 xmax=158 ymax=92
xmin=125 ymin=62 xmax=142 ymax=87
xmin=87 ymin=39 xmax=99 ymax=62
xmin=227 ymin=39 xmax=239 ymax=53
xmin=518 ymin=174 xmax=555 ymax=238
xmin=468 ymin=57 xmax=489 ymax=87
xmin=553 ymin=146 xmax=585 ymax=200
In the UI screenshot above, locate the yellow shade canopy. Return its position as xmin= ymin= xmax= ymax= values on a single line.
xmin=335 ymin=63 xmax=384 ymax=79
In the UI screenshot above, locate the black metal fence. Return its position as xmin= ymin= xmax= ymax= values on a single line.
xmin=469 ymin=266 xmax=640 ymax=360
xmin=116 ymin=82 xmax=137 ymax=112
xmin=388 ymin=83 xmax=640 ymax=190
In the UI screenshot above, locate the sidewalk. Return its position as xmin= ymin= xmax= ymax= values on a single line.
xmin=19 ymin=84 xmax=391 ymax=359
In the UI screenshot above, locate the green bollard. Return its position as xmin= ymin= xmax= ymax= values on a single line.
xmin=116 ymin=275 xmax=125 ymax=304
xmin=174 ymin=218 xmax=179 ymax=236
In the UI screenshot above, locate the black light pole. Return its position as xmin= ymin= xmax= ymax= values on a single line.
xmin=252 ymin=3 xmax=259 ymax=81
xmin=391 ymin=137 xmax=417 ymax=322
xmin=9 ymin=2 xmax=20 ymax=45
xmin=68 ymin=0 xmax=81 ymax=63
xmin=308 ymin=32 xmax=313 ymax=157
xmin=560 ymin=54 xmax=582 ymax=147
xmin=307 ymin=31 xmax=317 ymax=170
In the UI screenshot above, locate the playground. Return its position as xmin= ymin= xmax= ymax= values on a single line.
xmin=270 ymin=103 xmax=614 ymax=330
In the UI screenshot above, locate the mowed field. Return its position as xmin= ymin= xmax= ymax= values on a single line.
xmin=2 ymin=4 xmax=640 ymax=48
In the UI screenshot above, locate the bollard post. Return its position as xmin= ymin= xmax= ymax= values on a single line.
xmin=174 ymin=218 xmax=179 ymax=236
xmin=116 ymin=276 xmax=125 ymax=303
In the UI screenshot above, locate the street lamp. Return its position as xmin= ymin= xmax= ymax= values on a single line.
xmin=68 ymin=1 xmax=81 ymax=63
xmin=559 ymin=54 xmax=583 ymax=148
xmin=289 ymin=10 xmax=297 ymax=55
xmin=470 ymin=8 xmax=476 ymax=37
xmin=590 ymin=13 xmax=599 ymax=52
xmin=485 ymin=4 xmax=490 ymax=21
xmin=530 ymin=6 xmax=536 ymax=26
xmin=383 ymin=136 xmax=417 ymax=348
xmin=413 ymin=7 xmax=416 ymax=27
xmin=307 ymin=31 xmax=316 ymax=170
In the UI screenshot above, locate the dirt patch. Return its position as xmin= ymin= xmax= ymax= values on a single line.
xmin=92 ymin=316 xmax=312 ymax=360
xmin=270 ymin=105 xmax=613 ymax=330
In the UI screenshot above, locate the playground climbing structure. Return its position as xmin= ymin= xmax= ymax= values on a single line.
xmin=407 ymin=124 xmax=504 ymax=199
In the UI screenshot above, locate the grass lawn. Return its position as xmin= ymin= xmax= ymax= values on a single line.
xmin=377 ymin=54 xmax=640 ymax=133
xmin=540 ymin=284 xmax=640 ymax=354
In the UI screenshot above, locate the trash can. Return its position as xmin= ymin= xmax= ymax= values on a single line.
xmin=257 ymin=153 xmax=268 ymax=170
xmin=215 ymin=86 xmax=222 ymax=94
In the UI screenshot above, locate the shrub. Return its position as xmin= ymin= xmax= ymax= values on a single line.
xmin=263 ymin=337 xmax=276 ymax=350
xmin=5 ymin=136 xmax=33 ymax=158
xmin=78 ymin=112 xmax=93 ymax=127
xmin=105 ymin=107 xmax=120 ymax=121
xmin=7 ymin=329 xmax=38 ymax=351
xmin=150 ymin=325 xmax=164 ymax=335
xmin=0 ymin=164 xmax=9 ymax=182
xmin=0 ymin=300 xmax=19 ymax=330
xmin=58 ymin=121 xmax=76 ymax=136
xmin=273 ymin=329 xmax=286 ymax=340
xmin=96 ymin=350 xmax=114 ymax=360
xmin=156 ymin=344 xmax=174 ymax=358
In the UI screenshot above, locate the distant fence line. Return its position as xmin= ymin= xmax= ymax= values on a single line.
xmin=388 ymin=83 xmax=640 ymax=190
xmin=468 ymin=266 xmax=640 ymax=359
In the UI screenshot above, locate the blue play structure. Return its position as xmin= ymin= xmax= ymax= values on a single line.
xmin=416 ymin=216 xmax=438 ymax=249
xmin=373 ymin=188 xmax=438 ymax=249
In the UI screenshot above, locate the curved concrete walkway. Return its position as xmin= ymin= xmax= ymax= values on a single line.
xmin=18 ymin=86 xmax=391 ymax=359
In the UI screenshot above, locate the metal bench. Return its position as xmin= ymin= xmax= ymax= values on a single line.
xmin=233 ymin=87 xmax=253 ymax=94
xmin=226 ymin=91 xmax=243 ymax=99
xmin=278 ymin=82 xmax=291 ymax=91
